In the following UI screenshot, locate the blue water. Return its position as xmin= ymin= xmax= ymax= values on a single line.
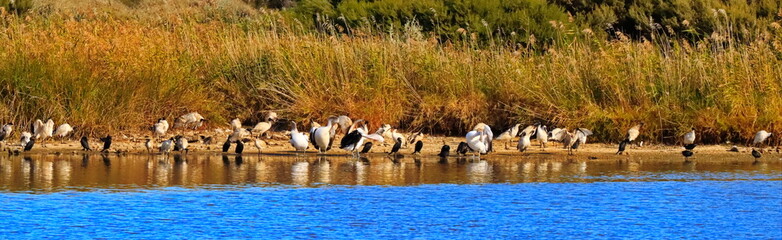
xmin=2 ymin=181 xmax=780 ymax=239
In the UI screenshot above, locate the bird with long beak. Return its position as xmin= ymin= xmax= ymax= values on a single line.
xmin=175 ymin=112 xmax=206 ymax=130
xmin=289 ymin=121 xmax=309 ymax=154
xmin=340 ymin=120 xmax=385 ymax=157
xmin=753 ymin=130 xmax=772 ymax=148
xmin=174 ymin=135 xmax=189 ymax=154
xmin=494 ymin=124 xmax=520 ymax=150
xmin=54 ymin=123 xmax=73 ymax=143
xmin=466 ymin=123 xmax=493 ymax=157
xmin=253 ymin=112 xmax=278 ymax=138
xmin=517 ymin=131 xmax=532 ymax=152
xmin=536 ymin=124 xmax=548 ymax=149
xmin=312 ymin=116 xmax=339 ymax=153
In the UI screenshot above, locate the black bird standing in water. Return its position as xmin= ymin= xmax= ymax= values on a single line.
xmin=99 ymin=135 xmax=112 ymax=152
xmin=438 ymin=145 xmax=450 ymax=158
xmin=389 ymin=138 xmax=402 ymax=156
xmin=80 ymin=137 xmax=91 ymax=151
xmin=23 ymin=139 xmax=35 ymax=151
xmin=222 ymin=137 xmax=231 ymax=153
xmin=616 ymin=140 xmax=629 ymax=155
xmin=681 ymin=150 xmax=694 ymax=161
xmin=751 ymin=148 xmax=761 ymax=161
xmin=360 ymin=142 xmax=373 ymax=154
xmin=235 ymin=140 xmax=244 ymax=154
xmin=413 ymin=140 xmax=423 ymax=154
xmin=456 ymin=142 xmax=469 ymax=155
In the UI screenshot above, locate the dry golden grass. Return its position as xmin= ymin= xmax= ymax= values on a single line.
xmin=0 ymin=0 xmax=780 ymax=144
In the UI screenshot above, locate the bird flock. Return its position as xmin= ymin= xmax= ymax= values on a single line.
xmin=1 ymin=112 xmax=778 ymax=162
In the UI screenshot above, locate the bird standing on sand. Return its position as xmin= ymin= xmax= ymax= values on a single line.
xmin=517 ymin=131 xmax=532 ymax=152
xmin=466 ymin=123 xmax=493 ymax=156
xmin=33 ymin=119 xmax=54 ymax=146
xmin=174 ymin=136 xmax=189 ymax=153
xmin=567 ymin=128 xmax=593 ymax=155
xmin=340 ymin=120 xmax=385 ymax=157
xmin=536 ymin=124 xmax=548 ymax=149
xmin=20 ymin=132 xmax=32 ymax=148
xmin=99 ymin=135 xmax=112 ymax=152
xmin=252 ymin=112 xmax=278 ymax=138
xmin=54 ymin=123 xmax=73 ymax=142
xmin=289 ymin=121 xmax=309 ymax=153
xmin=413 ymin=140 xmax=423 ymax=154
xmin=80 ymin=137 xmax=91 ymax=151
xmin=495 ymin=124 xmax=520 ymax=149
xmin=753 ymin=130 xmax=772 ymax=147
xmin=175 ymin=112 xmax=206 ymax=130
xmin=235 ymin=140 xmax=244 ymax=154
xmin=153 ymin=118 xmax=169 ymax=139
xmin=617 ymin=122 xmax=644 ymax=155
xmin=312 ymin=116 xmax=338 ymax=153
xmin=23 ymin=138 xmax=34 ymax=152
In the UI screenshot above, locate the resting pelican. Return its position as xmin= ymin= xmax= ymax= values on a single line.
xmin=312 ymin=116 xmax=338 ymax=153
xmin=54 ymin=123 xmax=73 ymax=142
xmin=536 ymin=124 xmax=548 ymax=149
xmin=494 ymin=124 xmax=520 ymax=149
xmin=289 ymin=121 xmax=309 ymax=153
xmin=253 ymin=112 xmax=278 ymax=138
xmin=153 ymin=118 xmax=169 ymax=139
xmin=175 ymin=112 xmax=206 ymax=130
xmin=340 ymin=120 xmax=385 ymax=157
xmin=465 ymin=123 xmax=493 ymax=156
xmin=32 ymin=119 xmax=54 ymax=146
xmin=753 ymin=130 xmax=772 ymax=147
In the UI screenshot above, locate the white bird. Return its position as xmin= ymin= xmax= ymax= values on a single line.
xmin=625 ymin=122 xmax=644 ymax=142
xmin=312 ymin=116 xmax=338 ymax=153
xmin=289 ymin=121 xmax=309 ymax=153
xmin=20 ymin=131 xmax=32 ymax=148
xmin=407 ymin=132 xmax=424 ymax=145
xmin=575 ymin=128 xmax=593 ymax=145
xmin=683 ymin=128 xmax=696 ymax=145
xmin=536 ymin=124 xmax=548 ymax=149
xmin=337 ymin=115 xmax=352 ymax=135
xmin=494 ymin=124 xmax=520 ymax=149
xmin=230 ymin=118 xmax=243 ymax=131
xmin=33 ymin=119 xmax=54 ymax=146
xmin=252 ymin=112 xmax=278 ymax=138
xmin=0 ymin=123 xmax=13 ymax=143
xmin=175 ymin=112 xmax=205 ymax=130
xmin=340 ymin=120 xmax=385 ymax=157
xmin=54 ymin=123 xmax=73 ymax=139
xmin=309 ymin=120 xmax=321 ymax=136
xmin=153 ymin=118 xmax=169 ymax=139
xmin=174 ymin=136 xmax=189 ymax=153
xmin=753 ymin=130 xmax=772 ymax=146
xmin=159 ymin=138 xmax=174 ymax=154
xmin=32 ymin=119 xmax=44 ymax=139
xmin=466 ymin=123 xmax=493 ymax=155
xmin=388 ymin=129 xmax=407 ymax=148
xmin=517 ymin=130 xmax=533 ymax=152
xmin=254 ymin=138 xmax=264 ymax=154
xmin=548 ymin=128 xmax=567 ymax=142
xmin=228 ymin=128 xmax=250 ymax=143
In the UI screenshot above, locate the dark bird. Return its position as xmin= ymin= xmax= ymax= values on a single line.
xmin=413 ymin=140 xmax=423 ymax=154
xmin=684 ymin=144 xmax=696 ymax=150
xmin=23 ymin=138 xmax=34 ymax=151
xmin=235 ymin=140 xmax=244 ymax=154
xmin=438 ymin=145 xmax=450 ymax=158
xmin=200 ymin=136 xmax=213 ymax=145
xmin=222 ymin=137 xmax=231 ymax=153
xmin=616 ymin=139 xmax=629 ymax=155
xmin=80 ymin=136 xmax=91 ymax=151
xmin=751 ymin=148 xmax=761 ymax=160
xmin=360 ymin=142 xmax=373 ymax=154
xmin=389 ymin=137 xmax=402 ymax=156
xmin=681 ymin=150 xmax=694 ymax=161
xmin=99 ymin=135 xmax=112 ymax=152
xmin=456 ymin=142 xmax=469 ymax=155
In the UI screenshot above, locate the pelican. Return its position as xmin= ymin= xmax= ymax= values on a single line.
xmin=465 ymin=123 xmax=493 ymax=156
xmin=153 ymin=118 xmax=169 ymax=139
xmin=289 ymin=121 xmax=309 ymax=153
xmin=312 ymin=116 xmax=338 ymax=153
xmin=174 ymin=136 xmax=189 ymax=153
xmin=80 ymin=137 xmax=91 ymax=151
xmin=494 ymin=124 xmax=520 ymax=149
xmin=753 ymin=130 xmax=772 ymax=147
xmin=160 ymin=138 xmax=174 ymax=154
xmin=536 ymin=124 xmax=548 ymax=149
xmin=32 ymin=119 xmax=54 ymax=146
xmin=337 ymin=115 xmax=352 ymax=135
xmin=252 ymin=112 xmax=278 ymax=138
xmin=175 ymin=112 xmax=206 ymax=130
xmin=99 ymin=135 xmax=112 ymax=152
xmin=340 ymin=120 xmax=385 ymax=157
xmin=54 ymin=123 xmax=73 ymax=141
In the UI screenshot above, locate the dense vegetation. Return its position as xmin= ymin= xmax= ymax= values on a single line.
xmin=0 ymin=0 xmax=780 ymax=144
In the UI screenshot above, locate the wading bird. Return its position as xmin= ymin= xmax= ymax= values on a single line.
xmin=312 ymin=116 xmax=338 ymax=153
xmin=753 ymin=130 xmax=772 ymax=147
xmin=174 ymin=136 xmax=189 ymax=153
xmin=175 ymin=112 xmax=206 ymax=130
xmin=389 ymin=137 xmax=402 ymax=157
xmin=466 ymin=123 xmax=493 ymax=156
xmin=160 ymin=138 xmax=174 ymax=154
xmin=254 ymin=138 xmax=263 ymax=154
xmin=252 ymin=112 xmax=278 ymax=138
xmin=99 ymin=135 xmax=112 ymax=152
xmin=517 ymin=131 xmax=532 ymax=152
xmin=32 ymin=119 xmax=54 ymax=146
xmin=536 ymin=124 xmax=548 ymax=149
xmin=494 ymin=124 xmax=520 ymax=149
xmin=80 ymin=137 xmax=91 ymax=151
xmin=54 ymin=123 xmax=73 ymax=142
xmin=438 ymin=145 xmax=450 ymax=158
xmin=289 ymin=121 xmax=309 ymax=153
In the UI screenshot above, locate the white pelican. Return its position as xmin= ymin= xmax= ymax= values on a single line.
xmin=312 ymin=116 xmax=338 ymax=153
xmin=548 ymin=127 xmax=567 ymax=143
xmin=289 ymin=121 xmax=309 ymax=153
xmin=54 ymin=123 xmax=73 ymax=141
xmin=617 ymin=122 xmax=643 ymax=154
xmin=466 ymin=123 xmax=493 ymax=156
xmin=753 ymin=130 xmax=772 ymax=147
xmin=536 ymin=124 xmax=548 ymax=149
xmin=340 ymin=120 xmax=385 ymax=157
xmin=175 ymin=112 xmax=205 ymax=130
xmin=494 ymin=124 xmax=520 ymax=149
xmin=252 ymin=112 xmax=278 ymax=138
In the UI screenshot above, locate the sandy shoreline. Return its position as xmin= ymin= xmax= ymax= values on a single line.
xmin=3 ymin=130 xmax=780 ymax=161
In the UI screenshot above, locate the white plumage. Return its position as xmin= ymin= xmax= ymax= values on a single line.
xmin=230 ymin=118 xmax=243 ymax=131
xmin=548 ymin=128 xmax=567 ymax=141
xmin=175 ymin=112 xmax=205 ymax=129
xmin=153 ymin=118 xmax=169 ymax=138
xmin=337 ymin=115 xmax=352 ymax=134
xmin=252 ymin=112 xmax=278 ymax=138
xmin=466 ymin=123 xmax=493 ymax=154
xmin=312 ymin=116 xmax=338 ymax=153
xmin=495 ymin=124 xmax=520 ymax=141
xmin=753 ymin=130 xmax=772 ymax=145
xmin=626 ymin=123 xmax=643 ymax=142
xmin=517 ymin=131 xmax=532 ymax=152
xmin=159 ymin=138 xmax=173 ymax=153
xmin=20 ymin=131 xmax=32 ymax=147
xmin=575 ymin=128 xmax=593 ymax=144
xmin=683 ymin=128 xmax=696 ymax=145
xmin=289 ymin=121 xmax=309 ymax=152
xmin=0 ymin=123 xmax=14 ymax=141
xmin=536 ymin=125 xmax=548 ymax=147
xmin=54 ymin=123 xmax=73 ymax=138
